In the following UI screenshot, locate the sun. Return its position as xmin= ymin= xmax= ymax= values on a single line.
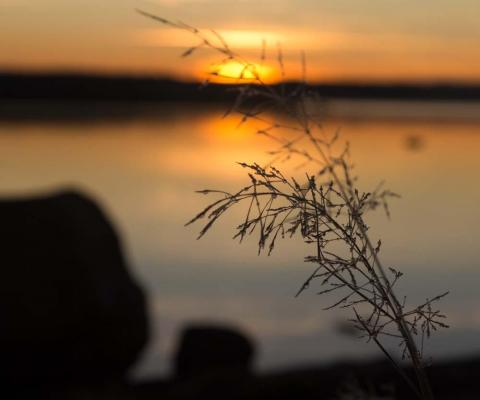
xmin=208 ymin=60 xmax=277 ymax=84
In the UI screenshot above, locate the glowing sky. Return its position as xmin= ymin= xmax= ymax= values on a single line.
xmin=2 ymin=0 xmax=480 ymax=82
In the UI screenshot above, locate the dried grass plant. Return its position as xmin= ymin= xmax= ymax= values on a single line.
xmin=138 ymin=10 xmax=449 ymax=400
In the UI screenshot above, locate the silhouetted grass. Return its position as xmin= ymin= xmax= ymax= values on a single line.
xmin=138 ymin=10 xmax=449 ymax=400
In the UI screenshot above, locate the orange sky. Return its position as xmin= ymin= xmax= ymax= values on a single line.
xmin=2 ymin=0 xmax=480 ymax=83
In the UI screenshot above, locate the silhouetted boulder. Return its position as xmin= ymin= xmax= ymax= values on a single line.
xmin=0 ymin=189 xmax=148 ymax=387
xmin=174 ymin=325 xmax=254 ymax=381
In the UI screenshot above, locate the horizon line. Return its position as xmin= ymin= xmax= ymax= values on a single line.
xmin=2 ymin=68 xmax=480 ymax=88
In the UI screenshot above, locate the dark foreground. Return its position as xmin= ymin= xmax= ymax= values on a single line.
xmin=0 ymin=189 xmax=476 ymax=399
xmin=132 ymin=357 xmax=480 ymax=400
xmin=7 ymin=354 xmax=480 ymax=400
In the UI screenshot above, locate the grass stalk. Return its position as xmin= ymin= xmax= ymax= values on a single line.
xmin=138 ymin=10 xmax=449 ymax=399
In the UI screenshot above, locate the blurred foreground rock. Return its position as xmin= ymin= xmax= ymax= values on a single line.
xmin=174 ymin=325 xmax=254 ymax=380
xmin=0 ymin=190 xmax=148 ymax=397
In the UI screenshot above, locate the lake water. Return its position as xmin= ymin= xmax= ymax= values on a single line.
xmin=1 ymin=99 xmax=480 ymax=379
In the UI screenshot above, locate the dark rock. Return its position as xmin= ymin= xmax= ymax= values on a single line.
xmin=0 ymin=189 xmax=148 ymax=386
xmin=174 ymin=325 xmax=255 ymax=381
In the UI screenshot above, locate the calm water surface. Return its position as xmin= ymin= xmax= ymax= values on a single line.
xmin=1 ymin=100 xmax=480 ymax=378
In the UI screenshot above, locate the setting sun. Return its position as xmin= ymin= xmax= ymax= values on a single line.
xmin=208 ymin=60 xmax=277 ymax=84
